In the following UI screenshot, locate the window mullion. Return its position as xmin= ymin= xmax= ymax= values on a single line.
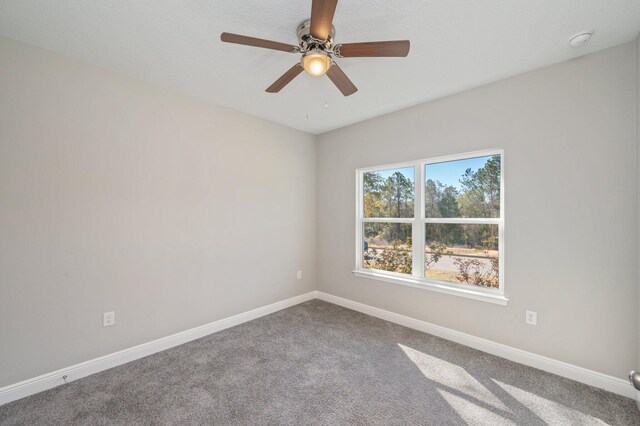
xmin=355 ymin=170 xmax=363 ymax=270
xmin=423 ymin=217 xmax=501 ymax=224
xmin=412 ymin=163 xmax=424 ymax=278
xmin=361 ymin=217 xmax=414 ymax=223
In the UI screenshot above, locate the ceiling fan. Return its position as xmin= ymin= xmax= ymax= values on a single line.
xmin=220 ymin=0 xmax=410 ymax=97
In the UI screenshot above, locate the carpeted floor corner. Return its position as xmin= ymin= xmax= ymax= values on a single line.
xmin=1 ymin=299 xmax=639 ymax=425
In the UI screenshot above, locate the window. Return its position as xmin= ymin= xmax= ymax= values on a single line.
xmin=355 ymin=150 xmax=506 ymax=305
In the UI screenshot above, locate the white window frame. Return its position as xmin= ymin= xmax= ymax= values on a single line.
xmin=353 ymin=148 xmax=507 ymax=305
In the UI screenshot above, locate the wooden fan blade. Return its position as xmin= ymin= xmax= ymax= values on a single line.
xmin=335 ymin=40 xmax=410 ymax=58
xmin=326 ymin=63 xmax=357 ymax=96
xmin=220 ymin=32 xmax=298 ymax=53
xmin=266 ymin=64 xmax=304 ymax=93
xmin=310 ymin=0 xmax=338 ymax=40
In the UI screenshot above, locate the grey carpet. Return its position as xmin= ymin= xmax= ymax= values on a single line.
xmin=1 ymin=299 xmax=639 ymax=425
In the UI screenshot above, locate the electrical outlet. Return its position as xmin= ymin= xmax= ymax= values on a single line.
xmin=297 ymin=270 xmax=302 ymax=280
xmin=526 ymin=311 xmax=537 ymax=325
xmin=103 ymin=311 xmax=115 ymax=327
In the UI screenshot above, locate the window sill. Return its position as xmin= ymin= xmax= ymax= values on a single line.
xmin=352 ymin=269 xmax=508 ymax=305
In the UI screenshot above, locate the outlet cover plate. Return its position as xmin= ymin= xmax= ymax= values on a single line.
xmin=103 ymin=311 xmax=115 ymax=327
xmin=526 ymin=310 xmax=537 ymax=325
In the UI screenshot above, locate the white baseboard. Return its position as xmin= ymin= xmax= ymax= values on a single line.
xmin=2 ymin=289 xmax=633 ymax=406
xmin=315 ymin=291 xmax=634 ymax=399
xmin=0 ymin=291 xmax=317 ymax=406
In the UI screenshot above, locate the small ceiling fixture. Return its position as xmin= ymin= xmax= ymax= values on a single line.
xmin=302 ymin=49 xmax=332 ymax=76
xmin=220 ymin=0 xmax=411 ymax=97
xmin=569 ymin=31 xmax=593 ymax=48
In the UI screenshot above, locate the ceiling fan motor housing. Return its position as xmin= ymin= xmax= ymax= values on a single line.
xmin=297 ymin=20 xmax=335 ymax=53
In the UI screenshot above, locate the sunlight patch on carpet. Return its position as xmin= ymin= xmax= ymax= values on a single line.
xmin=398 ymin=343 xmax=509 ymax=412
xmin=492 ymin=379 xmax=608 ymax=425
xmin=437 ymin=389 xmax=516 ymax=425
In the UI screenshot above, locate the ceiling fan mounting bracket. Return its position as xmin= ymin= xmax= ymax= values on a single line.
xmin=296 ymin=19 xmax=335 ymax=53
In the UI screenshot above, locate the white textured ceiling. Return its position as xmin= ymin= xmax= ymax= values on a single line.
xmin=1 ymin=1 xmax=639 ymax=134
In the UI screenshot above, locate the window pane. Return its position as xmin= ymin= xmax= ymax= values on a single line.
xmin=363 ymin=167 xmax=415 ymax=218
xmin=363 ymin=223 xmax=412 ymax=274
xmin=425 ymin=224 xmax=499 ymax=288
xmin=425 ymin=155 xmax=500 ymax=218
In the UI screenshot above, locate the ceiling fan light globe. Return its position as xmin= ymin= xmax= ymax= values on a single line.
xmin=302 ymin=52 xmax=331 ymax=76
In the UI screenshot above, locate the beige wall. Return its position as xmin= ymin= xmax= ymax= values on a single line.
xmin=1 ymin=34 xmax=639 ymax=389
xmin=0 ymin=36 xmax=317 ymax=387
xmin=318 ymin=41 xmax=638 ymax=379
